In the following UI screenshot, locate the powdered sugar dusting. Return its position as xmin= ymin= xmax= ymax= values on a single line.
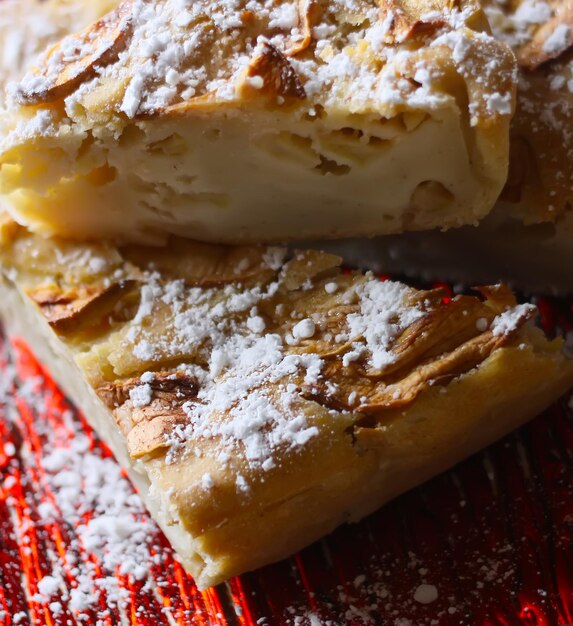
xmin=0 ymin=348 xmax=173 ymax=620
xmin=7 ymin=0 xmax=515 ymax=127
xmin=413 ymin=583 xmax=438 ymax=604
xmin=491 ymin=303 xmax=536 ymax=337
xmin=0 ymin=286 xmax=570 ymax=623
xmin=117 ymin=258 xmax=426 ymax=476
xmin=543 ymin=23 xmax=571 ymax=54
xmin=346 ymin=280 xmax=421 ymax=370
xmin=485 ymin=0 xmax=553 ymax=48
xmin=129 ymin=382 xmax=153 ymax=406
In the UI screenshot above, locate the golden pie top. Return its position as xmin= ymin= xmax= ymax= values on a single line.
xmin=1 ymin=220 xmax=537 ymax=471
xmin=7 ymin=0 xmax=515 ymax=126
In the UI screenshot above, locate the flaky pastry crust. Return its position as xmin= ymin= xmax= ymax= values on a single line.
xmin=0 ymin=219 xmax=571 ymax=588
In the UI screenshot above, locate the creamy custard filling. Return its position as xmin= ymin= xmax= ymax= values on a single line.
xmin=1 ymin=104 xmax=497 ymax=243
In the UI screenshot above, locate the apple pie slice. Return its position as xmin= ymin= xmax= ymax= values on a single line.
xmin=0 ymin=0 xmax=516 ymax=244
xmin=1 ymin=218 xmax=571 ymax=589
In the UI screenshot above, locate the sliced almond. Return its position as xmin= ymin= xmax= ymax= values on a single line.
xmin=379 ymin=0 xmax=456 ymax=43
xmin=19 ymin=0 xmax=134 ymax=104
xmin=285 ymin=0 xmax=321 ymax=57
xmin=236 ymin=42 xmax=306 ymax=101
xmin=99 ymin=371 xmax=200 ymax=458
xmin=28 ymin=279 xmax=137 ymax=333
xmin=98 ymin=371 xmax=200 ymax=410
xmin=358 ymin=317 xmax=534 ymax=412
xmin=474 ymin=283 xmax=517 ymax=311
xmin=375 ymin=295 xmax=497 ymax=378
xmin=300 ymin=288 xmax=535 ymax=413
xmin=517 ymin=1 xmax=573 ymax=71
xmin=281 ymin=249 xmax=341 ymax=291
xmin=127 ymin=412 xmax=188 ymax=458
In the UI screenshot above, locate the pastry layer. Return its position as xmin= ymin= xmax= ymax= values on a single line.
xmin=0 ymin=0 xmax=515 ymax=243
xmin=1 ymin=220 xmax=572 ymax=588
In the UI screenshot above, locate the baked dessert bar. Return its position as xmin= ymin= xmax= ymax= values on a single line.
xmin=1 ymin=218 xmax=572 ymax=588
xmin=0 ymin=0 xmax=516 ymax=244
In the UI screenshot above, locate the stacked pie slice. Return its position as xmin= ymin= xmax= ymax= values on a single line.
xmin=0 ymin=0 xmax=572 ymax=590
xmin=0 ymin=0 xmax=516 ymax=243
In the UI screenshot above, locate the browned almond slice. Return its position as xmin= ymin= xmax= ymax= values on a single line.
xmin=376 ymin=295 xmax=498 ymax=378
xmin=28 ymin=280 xmax=137 ymax=332
xmin=285 ymin=0 xmax=321 ymax=57
xmin=474 ymin=283 xmax=518 ymax=310
xmin=281 ymin=249 xmax=341 ymax=291
xmin=379 ymin=0 xmax=456 ymax=43
xmin=98 ymin=371 xmax=201 ymax=409
xmin=300 ymin=291 xmax=535 ymax=413
xmin=19 ymin=0 xmax=134 ymax=104
xmin=236 ymin=42 xmax=306 ymax=100
xmin=126 ymin=412 xmax=188 ymax=458
xmin=358 ymin=318 xmax=534 ymax=412
xmin=368 ymin=285 xmax=518 ymax=380
xmin=518 ymin=1 xmax=573 ymax=71
xmin=99 ymin=372 xmax=200 ymax=458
